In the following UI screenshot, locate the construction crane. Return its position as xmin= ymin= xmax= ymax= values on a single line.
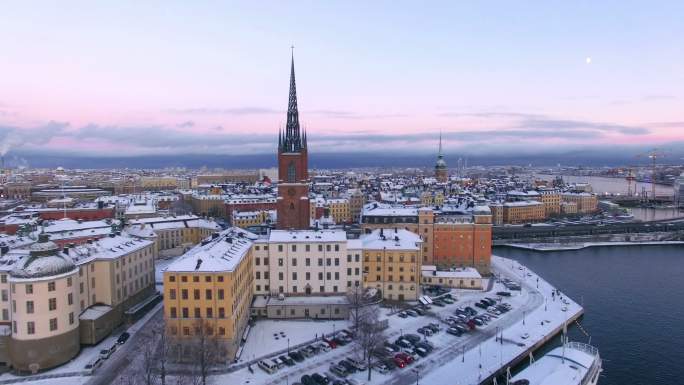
xmin=625 ymin=167 xmax=637 ymax=197
xmin=636 ymin=148 xmax=666 ymax=202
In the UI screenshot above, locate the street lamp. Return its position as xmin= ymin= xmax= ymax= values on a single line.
xmin=523 ymin=310 xmax=526 ymax=325
xmin=412 ymin=368 xmax=419 ymax=385
xmin=287 ymin=338 xmax=290 ymax=354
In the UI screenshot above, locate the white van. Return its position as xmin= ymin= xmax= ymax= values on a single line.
xmin=258 ymin=359 xmax=278 ymax=374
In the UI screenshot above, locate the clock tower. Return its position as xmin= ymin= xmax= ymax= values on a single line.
xmin=276 ymin=53 xmax=310 ymax=230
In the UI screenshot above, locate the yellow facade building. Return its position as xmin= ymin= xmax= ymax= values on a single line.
xmin=361 ymin=228 xmax=422 ymax=301
xmin=163 ymin=227 xmax=254 ymax=362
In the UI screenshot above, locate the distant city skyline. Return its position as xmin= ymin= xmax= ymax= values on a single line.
xmin=1 ymin=1 xmax=682 ymax=161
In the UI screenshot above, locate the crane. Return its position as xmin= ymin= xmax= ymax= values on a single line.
xmin=636 ymin=149 xmax=666 ymax=202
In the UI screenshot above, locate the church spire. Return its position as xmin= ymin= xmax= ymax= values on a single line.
xmin=283 ymin=46 xmax=303 ymax=152
xmin=438 ymin=129 xmax=443 ymax=156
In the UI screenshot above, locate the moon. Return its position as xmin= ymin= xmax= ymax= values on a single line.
xmin=586 ymin=57 xmax=592 ymax=64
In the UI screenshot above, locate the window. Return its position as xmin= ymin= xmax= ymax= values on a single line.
xmin=193 ymin=276 xmax=199 ymax=282
xmin=279 ymin=272 xmax=284 ymax=281
xmin=49 ymin=318 xmax=58 ymax=331
xmin=182 ymin=308 xmax=189 ymax=318
xmin=49 ymin=298 xmax=57 ymax=311
xmin=181 ymin=289 xmax=188 ymax=299
xmin=194 ymin=289 xmax=200 ymax=300
xmin=292 ymin=258 xmax=297 ymax=266
xmin=0 ymin=275 xmax=5 ymax=283
xmin=278 ymin=258 xmax=284 ymax=266
xmin=334 ymin=258 xmax=339 ymax=266
xmin=306 ymin=245 xmax=310 ymax=252
xmin=48 ymin=281 xmax=56 ymax=291
xmin=26 ymin=301 xmax=34 ymax=314
xmin=334 ymin=245 xmax=339 ymax=251
xmin=206 ymin=290 xmax=212 ymax=300
xmin=68 ymin=293 xmax=73 ymax=305
xmin=194 ymin=308 xmax=200 ymax=318
xmin=306 ymin=258 xmax=310 ymax=266
xmin=326 ymin=245 xmax=331 ymax=252
xmin=318 ymin=245 xmax=323 ymax=252
xmin=256 ymin=271 xmax=261 ymax=279
xmin=27 ymin=321 xmax=35 ymax=335
xmin=181 ymin=276 xmax=187 ymax=282
xmin=306 ymin=272 xmax=310 ymax=280
xmin=218 ymin=289 xmax=224 ymax=300
xmin=255 ymin=258 xmax=260 ymax=266
xmin=169 ymin=289 xmax=176 ymax=300
xmin=292 ymin=272 xmax=298 ymax=280
xmin=218 ymin=275 xmax=224 ymax=282
xmin=318 ymin=258 xmax=323 ymax=266
xmin=219 ymin=307 xmax=225 ymax=318
xmin=291 ymin=245 xmax=296 ymax=252
xmin=1 ymin=290 xmax=6 ymax=302
xmin=278 ymin=245 xmax=283 ymax=252
xmin=25 ymin=284 xmax=33 ymax=294
xmin=205 ymin=276 xmax=212 ymax=282
xmin=69 ymin=312 xmax=74 ymax=325
xmin=207 ymin=308 xmax=213 ymax=318
xmin=67 ymin=277 xmax=72 ymax=287
xmin=170 ymin=307 xmax=177 ymax=318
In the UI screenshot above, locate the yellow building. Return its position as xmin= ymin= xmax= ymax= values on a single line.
xmin=139 ymin=176 xmax=178 ymax=191
xmin=163 ymin=227 xmax=254 ymax=362
xmin=539 ymin=190 xmax=561 ymax=216
xmin=502 ymin=201 xmax=545 ymax=224
xmin=231 ymin=210 xmax=272 ymax=229
xmin=361 ymin=228 xmax=422 ymax=301
xmin=127 ymin=215 xmax=221 ymax=256
xmin=326 ymin=198 xmax=351 ymax=224
xmin=561 ymin=192 xmax=598 ymax=214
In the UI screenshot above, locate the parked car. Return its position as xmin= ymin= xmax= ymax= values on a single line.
xmin=398 ymin=311 xmax=408 ymax=318
xmin=496 ymin=291 xmax=511 ymax=297
xmin=392 ymin=356 xmax=406 ymax=368
xmin=330 ymin=364 xmax=348 ymax=377
xmin=403 ymin=334 xmax=421 ymax=344
xmin=100 ymin=348 xmax=113 ymax=360
xmin=258 ymin=359 xmax=279 ymax=374
xmin=117 ymin=332 xmax=130 ymax=344
xmin=301 ymin=375 xmax=316 ymax=385
xmin=395 ymin=352 xmax=414 ymax=365
xmin=413 ymin=308 xmax=425 ymax=316
xmin=405 ymin=309 xmax=418 ymax=317
xmin=447 ymin=327 xmax=462 ymax=336
xmin=84 ymin=358 xmax=103 ymax=372
xmin=311 ymin=372 xmax=330 ymax=385
xmin=339 ymin=360 xmax=356 ymax=373
xmin=414 ymin=347 xmax=429 ymax=357
xmin=290 ymin=351 xmax=305 ymax=362
xmin=280 ymin=355 xmax=296 ymax=366
xmin=346 ymin=357 xmax=367 ymax=371
xmin=373 ymin=362 xmax=390 ymax=374
xmin=323 ymin=337 xmax=338 ymax=349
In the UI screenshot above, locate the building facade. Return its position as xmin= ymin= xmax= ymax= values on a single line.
xmin=163 ymin=227 xmax=255 ymax=362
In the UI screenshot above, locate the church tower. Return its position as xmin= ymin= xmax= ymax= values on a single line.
xmin=277 ymin=52 xmax=310 ymax=229
xmin=435 ymin=131 xmax=448 ymax=183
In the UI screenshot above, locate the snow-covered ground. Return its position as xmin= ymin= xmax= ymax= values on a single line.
xmin=207 ymin=256 xmax=582 ymax=385
xmin=240 ymin=319 xmax=352 ymax=362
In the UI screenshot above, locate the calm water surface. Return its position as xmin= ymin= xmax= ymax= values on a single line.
xmin=494 ymin=244 xmax=684 ymax=385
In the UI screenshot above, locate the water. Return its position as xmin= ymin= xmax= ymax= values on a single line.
xmin=534 ymin=174 xmax=673 ymax=196
xmin=494 ymin=244 xmax=684 ymax=385
xmin=533 ymin=174 xmax=684 ymax=221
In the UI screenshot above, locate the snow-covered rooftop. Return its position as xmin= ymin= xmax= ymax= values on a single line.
xmin=360 ymin=228 xmax=421 ymax=250
xmin=268 ymin=230 xmax=347 ymax=243
xmin=166 ymin=227 xmax=257 ymax=273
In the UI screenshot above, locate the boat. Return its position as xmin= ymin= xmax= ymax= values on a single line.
xmin=508 ymin=341 xmax=602 ymax=385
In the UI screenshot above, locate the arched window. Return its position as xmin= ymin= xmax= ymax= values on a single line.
xmin=287 ymin=162 xmax=296 ymax=182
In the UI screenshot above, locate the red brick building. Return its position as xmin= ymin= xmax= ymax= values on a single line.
xmin=276 ymin=55 xmax=310 ymax=230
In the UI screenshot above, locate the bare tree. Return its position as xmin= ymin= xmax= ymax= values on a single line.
xmin=354 ymin=305 xmax=387 ymax=382
xmin=347 ymin=285 xmax=365 ymax=331
xmin=192 ymin=319 xmax=222 ymax=385
xmin=157 ymin=323 xmax=172 ymax=385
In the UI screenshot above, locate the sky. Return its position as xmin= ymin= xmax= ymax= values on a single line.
xmin=0 ymin=1 xmax=683 ymax=165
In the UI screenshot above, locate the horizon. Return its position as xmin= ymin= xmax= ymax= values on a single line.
xmin=1 ymin=1 xmax=683 ymax=165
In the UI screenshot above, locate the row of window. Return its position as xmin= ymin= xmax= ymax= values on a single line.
xmin=169 ymin=306 xmax=227 ymax=319
xmin=168 ymin=275 xmax=225 ymax=283
xmin=169 ymin=288 xmax=225 ymax=301
xmin=13 ymin=314 xmax=73 ymax=335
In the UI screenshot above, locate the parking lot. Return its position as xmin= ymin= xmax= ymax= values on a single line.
xmin=211 ymin=269 xmax=540 ymax=385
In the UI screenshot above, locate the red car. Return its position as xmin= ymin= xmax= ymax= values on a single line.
xmin=395 ymin=352 xmax=414 ymax=365
xmin=322 ymin=337 xmax=337 ymax=349
xmin=392 ymin=356 xmax=406 ymax=368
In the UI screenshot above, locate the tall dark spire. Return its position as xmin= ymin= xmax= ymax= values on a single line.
xmin=282 ymin=47 xmax=304 ymax=152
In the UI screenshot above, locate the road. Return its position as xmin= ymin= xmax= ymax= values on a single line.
xmin=84 ymin=307 xmax=163 ymax=385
